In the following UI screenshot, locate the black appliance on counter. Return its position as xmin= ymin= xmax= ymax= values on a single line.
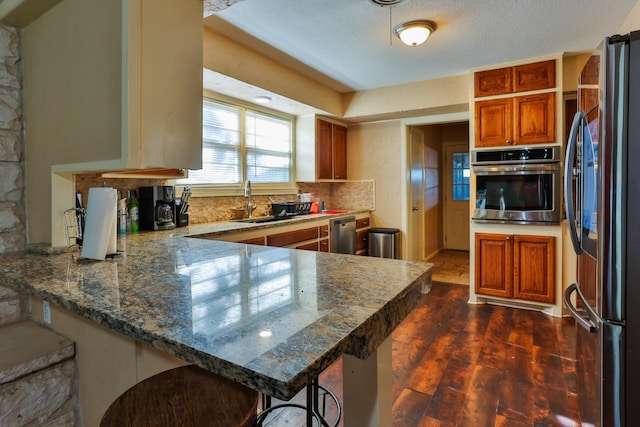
xmin=139 ymin=186 xmax=176 ymax=231
xmin=563 ymin=31 xmax=640 ymax=427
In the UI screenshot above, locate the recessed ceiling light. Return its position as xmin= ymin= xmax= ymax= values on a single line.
xmin=254 ymin=96 xmax=272 ymax=104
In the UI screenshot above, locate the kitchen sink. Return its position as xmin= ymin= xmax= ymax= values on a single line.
xmin=232 ymin=215 xmax=291 ymax=224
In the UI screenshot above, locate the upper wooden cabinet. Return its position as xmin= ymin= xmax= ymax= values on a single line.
xmin=296 ymin=116 xmax=348 ymax=181
xmin=474 ymin=59 xmax=556 ymax=147
xmin=475 ymin=92 xmax=555 ymax=147
xmin=513 ymin=92 xmax=556 ymax=145
xmin=513 ymin=60 xmax=556 ymax=93
xmin=474 ymin=67 xmax=513 ymax=97
xmin=475 ymin=98 xmax=513 ymax=147
xmin=475 ymin=233 xmax=555 ymax=304
xmin=316 ymin=118 xmax=347 ymax=180
xmin=474 ymin=60 xmax=556 ymax=97
xmin=25 ymin=0 xmax=203 ymax=171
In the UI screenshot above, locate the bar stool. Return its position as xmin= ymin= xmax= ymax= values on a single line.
xmin=100 ymin=365 xmax=259 ymax=427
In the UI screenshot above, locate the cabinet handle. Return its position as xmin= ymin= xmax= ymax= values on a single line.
xmin=506 ymin=139 xmax=513 ymax=145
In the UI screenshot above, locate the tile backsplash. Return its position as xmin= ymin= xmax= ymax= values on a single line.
xmin=75 ymin=173 xmax=374 ymax=224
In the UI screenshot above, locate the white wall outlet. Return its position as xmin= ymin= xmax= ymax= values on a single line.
xmin=43 ymin=301 xmax=51 ymax=324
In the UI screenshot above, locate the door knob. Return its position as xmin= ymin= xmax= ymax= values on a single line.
xmin=412 ymin=206 xmax=419 ymax=211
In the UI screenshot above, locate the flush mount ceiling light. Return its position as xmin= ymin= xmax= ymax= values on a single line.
xmin=254 ymin=95 xmax=272 ymax=104
xmin=394 ymin=20 xmax=437 ymax=47
xmin=369 ymin=0 xmax=407 ymax=5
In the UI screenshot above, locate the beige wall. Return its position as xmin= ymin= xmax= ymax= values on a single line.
xmin=23 ymin=0 xmax=123 ymax=244
xmin=203 ymin=27 xmax=344 ymax=117
xmin=343 ymin=75 xmax=468 ymax=122
xmin=347 ymin=121 xmax=405 ymax=249
xmin=620 ymin=0 xmax=640 ymax=33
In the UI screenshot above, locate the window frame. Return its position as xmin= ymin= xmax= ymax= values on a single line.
xmin=178 ymin=92 xmax=298 ymax=197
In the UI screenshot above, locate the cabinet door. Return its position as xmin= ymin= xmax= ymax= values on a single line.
xmin=316 ymin=119 xmax=334 ymax=180
xmin=237 ymin=236 xmax=265 ymax=245
xmin=267 ymin=227 xmax=319 ymax=247
xmin=474 ymin=67 xmax=512 ymax=97
xmin=356 ymin=217 xmax=370 ymax=229
xmin=475 ymin=233 xmax=513 ymax=298
xmin=296 ymin=241 xmax=319 ymax=251
xmin=513 ymin=60 xmax=555 ymax=93
xmin=513 ymin=235 xmax=555 ymax=303
xmin=475 ymin=98 xmax=513 ymax=147
xmin=333 ymin=124 xmax=347 ymax=180
xmin=356 ymin=229 xmax=368 ymax=253
xmin=513 ymin=92 xmax=555 ymax=145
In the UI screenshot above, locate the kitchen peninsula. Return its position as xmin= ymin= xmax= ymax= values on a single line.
xmin=0 ymin=221 xmax=432 ymax=426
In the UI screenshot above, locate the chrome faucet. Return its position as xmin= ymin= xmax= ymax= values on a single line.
xmin=244 ymin=180 xmax=257 ymax=218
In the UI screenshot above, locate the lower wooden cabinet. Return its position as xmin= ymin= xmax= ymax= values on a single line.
xmin=237 ymin=236 xmax=265 ymax=245
xmin=219 ymin=214 xmax=370 ymax=254
xmin=267 ymin=227 xmax=318 ymax=247
xmin=475 ymin=233 xmax=555 ymax=304
xmin=355 ymin=217 xmax=370 ymax=256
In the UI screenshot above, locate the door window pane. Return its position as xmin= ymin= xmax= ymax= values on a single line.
xmin=452 ymin=152 xmax=470 ymax=201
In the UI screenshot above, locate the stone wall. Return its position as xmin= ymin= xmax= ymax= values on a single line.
xmin=0 ymin=25 xmax=24 ymax=253
xmin=204 ymin=0 xmax=245 ymax=16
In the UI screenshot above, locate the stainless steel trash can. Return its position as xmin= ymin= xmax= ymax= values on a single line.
xmin=368 ymin=228 xmax=400 ymax=259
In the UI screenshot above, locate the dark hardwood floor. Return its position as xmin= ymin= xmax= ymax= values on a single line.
xmin=262 ymin=281 xmax=581 ymax=426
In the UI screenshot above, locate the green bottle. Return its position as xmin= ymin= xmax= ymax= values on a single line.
xmin=128 ymin=190 xmax=139 ymax=232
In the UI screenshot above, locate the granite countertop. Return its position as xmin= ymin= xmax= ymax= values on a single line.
xmin=0 ymin=219 xmax=431 ymax=400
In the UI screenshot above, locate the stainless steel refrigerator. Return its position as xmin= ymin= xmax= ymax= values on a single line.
xmin=564 ymin=31 xmax=640 ymax=427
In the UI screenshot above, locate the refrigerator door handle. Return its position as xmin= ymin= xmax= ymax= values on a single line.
xmin=564 ymin=283 xmax=600 ymax=333
xmin=564 ymin=111 xmax=583 ymax=255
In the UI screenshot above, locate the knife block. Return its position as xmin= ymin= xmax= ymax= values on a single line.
xmin=174 ymin=201 xmax=189 ymax=227
xmin=177 ymin=213 xmax=189 ymax=227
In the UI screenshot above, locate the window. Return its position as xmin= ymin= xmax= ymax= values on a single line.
xmin=452 ymin=152 xmax=470 ymax=201
xmin=182 ymin=98 xmax=293 ymax=186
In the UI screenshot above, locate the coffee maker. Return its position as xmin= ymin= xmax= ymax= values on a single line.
xmin=139 ymin=186 xmax=176 ymax=231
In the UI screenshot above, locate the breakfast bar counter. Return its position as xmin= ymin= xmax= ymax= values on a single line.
xmin=0 ymin=224 xmax=431 ymax=425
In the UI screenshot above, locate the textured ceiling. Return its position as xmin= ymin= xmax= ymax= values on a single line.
xmin=206 ymin=0 xmax=638 ymax=93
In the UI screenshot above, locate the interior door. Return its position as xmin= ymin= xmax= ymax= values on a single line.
xmin=409 ymin=128 xmax=425 ymax=261
xmin=444 ymin=143 xmax=470 ymax=250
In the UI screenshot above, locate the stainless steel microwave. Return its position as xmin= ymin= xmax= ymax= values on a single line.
xmin=471 ymin=146 xmax=562 ymax=224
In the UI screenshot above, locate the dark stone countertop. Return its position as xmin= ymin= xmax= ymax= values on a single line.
xmin=0 ymin=218 xmax=431 ymax=400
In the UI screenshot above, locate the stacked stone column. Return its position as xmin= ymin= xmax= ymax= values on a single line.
xmin=0 ymin=24 xmax=24 ymax=253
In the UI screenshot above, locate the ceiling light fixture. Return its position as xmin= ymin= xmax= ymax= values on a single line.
xmin=394 ymin=20 xmax=437 ymax=47
xmin=254 ymin=96 xmax=272 ymax=104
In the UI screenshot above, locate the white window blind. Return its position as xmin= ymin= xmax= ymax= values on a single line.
xmin=182 ymin=98 xmax=293 ymax=186
xmin=245 ymin=110 xmax=291 ymax=183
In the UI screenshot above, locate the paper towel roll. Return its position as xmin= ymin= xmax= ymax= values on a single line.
xmin=81 ymin=187 xmax=118 ymax=260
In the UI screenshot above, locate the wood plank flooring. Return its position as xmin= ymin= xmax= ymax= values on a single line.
xmin=261 ymin=261 xmax=581 ymax=426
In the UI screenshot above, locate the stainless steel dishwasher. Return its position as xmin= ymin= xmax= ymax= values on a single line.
xmin=329 ymin=216 xmax=356 ymax=254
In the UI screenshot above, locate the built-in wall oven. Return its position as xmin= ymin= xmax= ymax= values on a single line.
xmin=471 ymin=146 xmax=562 ymax=224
